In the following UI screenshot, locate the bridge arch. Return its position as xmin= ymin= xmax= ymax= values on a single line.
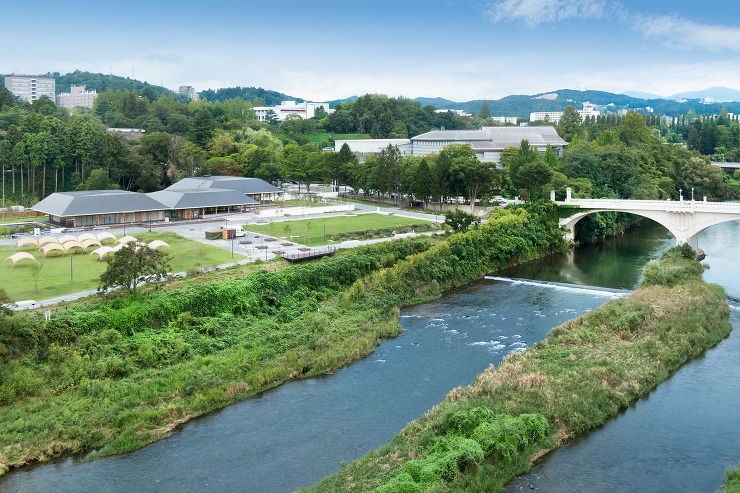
xmin=557 ymin=193 xmax=740 ymax=245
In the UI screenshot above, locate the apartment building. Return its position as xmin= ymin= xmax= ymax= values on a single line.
xmin=4 ymin=74 xmax=56 ymax=103
xmin=56 ymin=85 xmax=98 ymax=108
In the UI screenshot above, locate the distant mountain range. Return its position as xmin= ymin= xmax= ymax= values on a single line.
xmin=409 ymin=88 xmax=740 ymax=118
xmin=3 ymin=70 xmax=739 ymax=118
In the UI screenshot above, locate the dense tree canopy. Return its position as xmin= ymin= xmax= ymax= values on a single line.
xmin=0 ymin=77 xmax=738 ymax=215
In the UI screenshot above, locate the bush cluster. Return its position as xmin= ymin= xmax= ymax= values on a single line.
xmin=374 ymin=407 xmax=550 ymax=492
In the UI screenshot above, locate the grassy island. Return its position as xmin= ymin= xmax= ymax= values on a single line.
xmin=306 ymin=245 xmax=731 ymax=492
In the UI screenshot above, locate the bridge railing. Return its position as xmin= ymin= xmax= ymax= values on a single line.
xmin=557 ymin=198 xmax=740 ymax=213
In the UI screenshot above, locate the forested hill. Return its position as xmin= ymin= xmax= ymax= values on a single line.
xmin=0 ymin=71 xmax=173 ymax=100
xmin=199 ymin=87 xmax=301 ymax=106
xmin=415 ymin=90 xmax=740 ymax=118
xmin=5 ymin=69 xmax=740 ymax=117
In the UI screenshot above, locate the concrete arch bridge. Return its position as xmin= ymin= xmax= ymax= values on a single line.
xmin=556 ymin=189 xmax=740 ymax=245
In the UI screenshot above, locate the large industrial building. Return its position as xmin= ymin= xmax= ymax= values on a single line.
xmin=334 ymin=126 xmax=568 ymax=164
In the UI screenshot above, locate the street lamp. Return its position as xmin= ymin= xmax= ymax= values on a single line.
xmin=679 ymin=189 xmax=683 ymax=201
xmin=691 ymin=187 xmax=695 ymax=201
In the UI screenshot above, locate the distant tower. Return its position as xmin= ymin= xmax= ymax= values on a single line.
xmin=178 ymin=85 xmax=198 ymax=101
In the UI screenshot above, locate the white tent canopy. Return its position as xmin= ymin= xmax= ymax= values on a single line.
xmin=91 ymin=246 xmax=115 ymax=260
xmin=5 ymin=252 xmax=37 ymax=266
xmin=147 ymin=240 xmax=170 ymax=250
xmin=96 ymin=232 xmax=116 ymax=243
xmin=38 ymin=236 xmax=60 ymax=246
xmin=81 ymin=238 xmax=102 ymax=249
xmin=16 ymin=237 xmax=38 ymax=248
xmin=42 ymin=243 xmax=67 ymax=256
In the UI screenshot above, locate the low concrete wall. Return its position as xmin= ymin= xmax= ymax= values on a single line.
xmin=259 ymin=205 xmax=354 ymax=218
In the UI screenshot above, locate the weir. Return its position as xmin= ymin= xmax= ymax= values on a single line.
xmin=555 ymin=187 xmax=740 ymax=244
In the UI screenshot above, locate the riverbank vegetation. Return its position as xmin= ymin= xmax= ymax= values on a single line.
xmin=722 ymin=467 xmax=740 ymax=493
xmin=306 ymin=245 xmax=731 ymax=492
xmin=0 ymin=205 xmax=566 ymax=476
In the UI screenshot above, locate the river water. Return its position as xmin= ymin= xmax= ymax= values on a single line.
xmin=1 ymin=222 xmax=737 ymax=492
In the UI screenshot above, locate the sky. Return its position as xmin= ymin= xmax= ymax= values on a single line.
xmin=3 ymin=0 xmax=740 ymax=102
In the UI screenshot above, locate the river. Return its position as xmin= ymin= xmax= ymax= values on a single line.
xmin=1 ymin=222 xmax=737 ymax=492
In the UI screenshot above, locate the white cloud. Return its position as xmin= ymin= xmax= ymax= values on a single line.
xmin=487 ymin=0 xmax=610 ymax=27
xmin=633 ymin=14 xmax=740 ymax=52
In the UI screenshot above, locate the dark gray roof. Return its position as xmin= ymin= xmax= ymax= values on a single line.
xmin=147 ymin=189 xmax=258 ymax=209
xmin=411 ymin=126 xmax=567 ymax=149
xmin=166 ymin=176 xmax=281 ymax=195
xmin=32 ymin=190 xmax=167 ymax=217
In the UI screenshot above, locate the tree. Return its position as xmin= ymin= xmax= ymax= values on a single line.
xmin=444 ymin=209 xmax=479 ymax=233
xmin=618 ymin=111 xmax=651 ymax=146
xmin=99 ymin=244 xmax=172 ymax=294
xmin=441 ymin=144 xmax=492 ymax=211
xmin=556 ymin=105 xmax=583 ymax=142
xmin=479 ymin=101 xmax=491 ymax=119
xmin=78 ymin=168 xmax=119 ymax=191
xmin=0 ymin=288 xmax=14 ymax=315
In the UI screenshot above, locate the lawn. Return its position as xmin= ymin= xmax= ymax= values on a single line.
xmin=0 ymin=215 xmax=47 ymax=225
xmin=1 ymin=231 xmax=236 ymax=301
xmin=245 ymin=213 xmax=434 ymax=246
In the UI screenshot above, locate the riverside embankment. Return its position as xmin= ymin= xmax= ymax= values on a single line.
xmin=307 ymin=245 xmax=732 ymax=492
xmin=0 ymin=205 xmax=568 ymax=479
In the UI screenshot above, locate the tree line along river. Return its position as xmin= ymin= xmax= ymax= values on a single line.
xmin=1 ymin=221 xmax=737 ymax=492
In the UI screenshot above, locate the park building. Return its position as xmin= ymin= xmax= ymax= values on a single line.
xmin=31 ymin=176 xmax=281 ymax=228
xmin=254 ymin=100 xmax=333 ymax=122
xmin=4 ymin=74 xmax=55 ymax=104
xmin=56 ymin=85 xmax=98 ymax=109
xmin=335 ymin=126 xmax=567 ymax=165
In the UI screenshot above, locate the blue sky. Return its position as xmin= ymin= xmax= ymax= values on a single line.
xmin=3 ymin=0 xmax=739 ymax=102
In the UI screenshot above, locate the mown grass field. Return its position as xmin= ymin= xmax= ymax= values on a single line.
xmin=0 ymin=232 xmax=235 ymax=301
xmin=246 ymin=213 xmax=435 ymax=246
xmin=0 ymin=215 xmax=47 ymax=225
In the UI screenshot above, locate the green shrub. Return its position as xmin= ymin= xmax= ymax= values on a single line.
xmin=642 ymin=246 xmax=705 ymax=287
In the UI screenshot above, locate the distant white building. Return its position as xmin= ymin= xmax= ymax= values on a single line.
xmin=530 ymin=102 xmax=601 ymax=123
xmin=254 ymin=100 xmax=333 ymax=122
xmin=435 ymin=109 xmax=472 ymax=117
xmin=178 ymin=85 xmax=198 ymax=101
xmin=490 ymin=116 xmax=518 ymax=125
xmin=530 ymin=111 xmax=564 ymax=123
xmin=56 ymin=85 xmax=97 ymax=109
xmin=4 ymin=74 xmax=55 ymax=104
